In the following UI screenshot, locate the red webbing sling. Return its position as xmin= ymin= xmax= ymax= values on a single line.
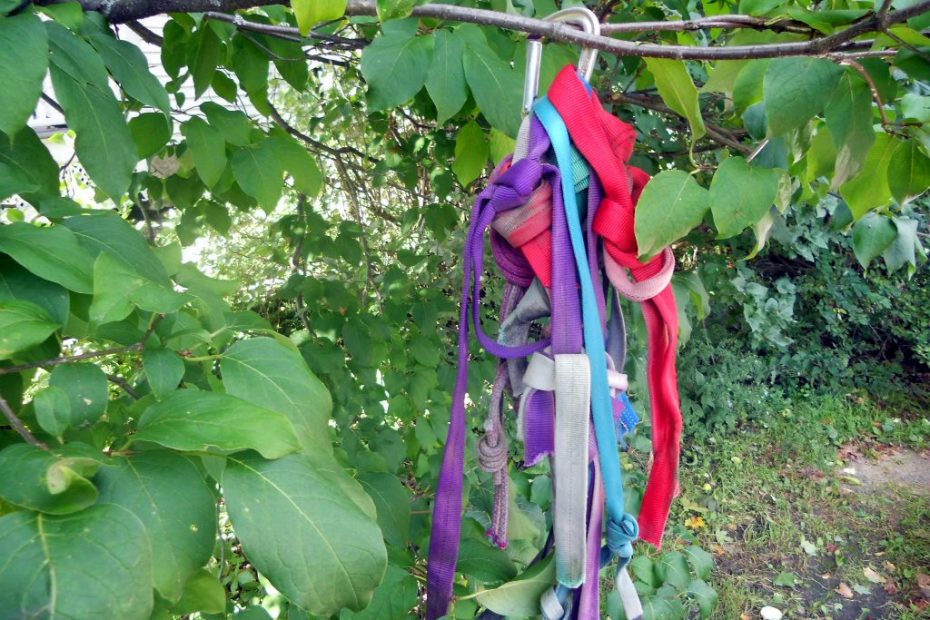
xmin=548 ymin=65 xmax=683 ymax=547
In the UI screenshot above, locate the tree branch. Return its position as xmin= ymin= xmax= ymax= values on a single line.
xmin=0 ymin=395 xmax=47 ymax=449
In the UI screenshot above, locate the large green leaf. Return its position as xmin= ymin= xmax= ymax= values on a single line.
xmin=89 ymin=33 xmax=171 ymax=114
xmin=358 ymin=471 xmax=411 ymax=547
xmin=839 ymin=133 xmax=902 ymax=218
xmin=462 ymin=27 xmax=522 ymax=137
xmin=182 ymin=116 xmax=227 ymax=188
xmin=97 ymin=450 xmax=216 ymax=602
xmin=882 ymin=216 xmax=920 ymax=273
xmin=0 ymin=505 xmax=153 ymax=619
xmin=50 ymin=65 xmax=137 ymax=199
xmin=825 ymin=72 xmax=876 ymax=187
xmin=888 ymin=139 xmax=930 ymax=204
xmin=635 ymin=170 xmax=710 ymax=258
xmin=134 ymin=389 xmax=301 ymax=459
xmin=361 ymin=21 xmax=434 ymax=111
xmin=0 ymin=14 xmax=48 ymax=136
xmin=231 ymin=140 xmax=285 ymax=211
xmin=189 ymin=25 xmax=223 ymax=99
xmin=266 ymin=134 xmax=324 ymax=196
xmin=0 ymin=443 xmax=97 ymax=514
xmin=0 ymin=128 xmax=60 ymax=203
xmin=710 ymin=156 xmax=779 ymax=238
xmin=89 ymin=252 xmax=188 ymax=325
xmin=426 ymin=29 xmax=467 ymax=123
xmin=851 ymin=212 xmax=897 ymax=268
xmin=0 ymin=300 xmax=58 ymax=358
xmin=452 ymin=120 xmax=489 ymax=186
xmin=292 ymin=0 xmax=347 ymax=35
xmin=50 ymin=362 xmax=109 ymax=427
xmin=687 ymin=579 xmax=719 ymax=619
xmin=0 ymin=223 xmax=94 ymax=293
xmin=474 ymin=555 xmax=555 ymax=617
xmin=202 ymin=102 xmax=254 ymax=146
xmin=64 ymin=212 xmax=170 ymax=285
xmin=0 ymin=256 xmax=69 ymax=325
xmin=763 ymin=57 xmax=843 ymax=136
xmin=33 ymin=385 xmax=71 ymax=439
xmin=645 ymin=58 xmax=706 ymax=144
xmin=656 ymin=550 xmax=691 ymax=590
xmin=143 ymin=347 xmax=186 ymax=400
xmin=340 ymin=564 xmax=418 ymax=619
xmin=223 ymin=452 xmax=388 ymax=616
xmin=46 ymin=21 xmax=109 ymax=88
xmin=172 ymin=569 xmax=227 ymax=614
xmin=130 ymin=112 xmax=173 ymax=158
xmin=221 ymin=337 xmax=333 ymax=454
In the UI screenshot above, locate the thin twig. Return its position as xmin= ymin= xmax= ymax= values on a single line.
xmin=0 ymin=395 xmax=47 ymax=449
xmin=601 ymin=14 xmax=813 ymax=34
xmin=107 ymin=374 xmax=142 ymax=400
xmin=831 ymin=56 xmax=892 ymax=129
xmin=125 ymin=20 xmax=164 ymax=45
xmin=0 ymin=344 xmax=144 ymax=376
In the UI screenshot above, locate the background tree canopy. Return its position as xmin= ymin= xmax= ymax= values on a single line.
xmin=0 ymin=0 xmax=928 ymax=618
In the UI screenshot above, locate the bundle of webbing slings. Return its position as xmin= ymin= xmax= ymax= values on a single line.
xmin=426 ymin=63 xmax=684 ymax=620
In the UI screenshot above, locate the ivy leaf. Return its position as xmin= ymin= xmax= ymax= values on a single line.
xmin=426 ymin=30 xmax=467 ymax=123
xmin=143 ymin=347 xmax=186 ymax=400
xmin=0 ymin=444 xmax=97 ymax=514
xmin=223 ymin=452 xmax=388 ymax=616
xmin=452 ymin=120 xmax=489 ymax=186
xmin=49 ymin=362 xmax=109 ymax=427
xmin=361 ymin=22 xmax=434 ymax=110
xmin=0 ymin=505 xmax=153 ymax=619
xmin=839 ymin=133 xmax=901 ymax=218
xmin=474 ymin=555 xmax=555 ymax=617
xmin=340 ymin=564 xmax=418 ymax=619
xmin=50 ymin=65 xmax=137 ymax=199
xmin=134 ymin=390 xmax=302 ymax=459
xmin=33 ymin=385 xmax=71 ymax=439
xmin=0 ymin=300 xmax=58 ymax=358
xmin=763 ymin=57 xmax=843 ymax=136
xmin=182 ymin=117 xmax=227 ymax=188
xmin=89 ymin=33 xmax=171 ymax=114
xmin=221 ymin=337 xmax=334 ymax=454
xmin=292 ymin=0 xmax=347 ymax=35
xmin=710 ymin=156 xmax=779 ymax=238
xmin=888 ymin=139 xmax=930 ymax=204
xmin=96 ymin=451 xmax=217 ymax=603
xmin=462 ymin=27 xmax=522 ymax=137
xmin=645 ymin=58 xmax=706 ymax=144
xmin=635 ymin=170 xmax=710 ymax=258
xmin=687 ymin=579 xmax=719 ymax=618
xmin=851 ymin=212 xmax=897 ymax=269
xmin=825 ymin=72 xmax=876 ymax=187
xmin=0 ymin=14 xmax=48 ymax=136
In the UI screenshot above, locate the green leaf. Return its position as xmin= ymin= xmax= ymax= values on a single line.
xmin=0 ymin=222 xmax=95 ymax=293
xmin=46 ymin=21 xmax=109 ymax=88
xmin=839 ymin=133 xmax=902 ymax=218
xmin=182 ymin=117 xmax=227 ymax=188
xmin=710 ymin=156 xmax=780 ymax=238
xmin=292 ymin=0 xmax=347 ymax=35
xmin=645 ymin=58 xmax=706 ymax=144
xmin=888 ymin=139 xmax=930 ymax=204
xmin=0 ymin=300 xmax=58 ymax=358
xmin=774 ymin=571 xmax=800 ymax=587
xmin=0 ymin=14 xmax=48 ymax=136
xmin=825 ymin=73 xmax=876 ymax=187
xmin=223 ymin=452 xmax=388 ymax=616
xmin=172 ymin=569 xmax=226 ymax=614
xmin=190 ymin=26 xmax=223 ymax=98
xmin=143 ymin=347 xmax=186 ymax=399
xmin=684 ymin=544 xmax=714 ymax=581
xmin=687 ymin=579 xmax=719 ymax=618
xmin=358 ymin=471 xmax=411 ymax=547
xmin=89 ymin=33 xmax=171 ymax=114
xmin=340 ymin=564 xmax=418 ymax=619
xmin=0 ymin=505 xmax=153 ymax=619
xmin=49 ymin=362 xmax=109 ymax=427
xmin=635 ymin=170 xmax=710 ymax=258
xmin=202 ymin=102 xmax=253 ymax=146
xmin=0 ymin=443 xmax=97 ymax=514
xmin=631 ymin=555 xmax=660 ymax=588
xmin=851 ymin=212 xmax=897 ymax=269
xmin=882 ymin=217 xmax=919 ymax=273
xmin=426 ymin=30 xmax=467 ymax=123
xmin=231 ymin=141 xmax=285 ymax=211
xmin=134 ymin=390 xmax=301 ymax=459
xmin=474 ymin=555 xmax=555 ymax=617
xmin=266 ymin=134 xmax=324 ymax=196
xmin=458 ymin=538 xmax=518 ymax=583
xmin=65 ymin=212 xmax=171 ymax=284
xmin=97 ymin=451 xmax=216 ymax=602
xmin=452 ymin=120 xmax=489 ymax=186
xmin=656 ymin=551 xmax=691 ymax=590
xmin=89 ymin=252 xmax=188 ymax=325
xmin=50 ymin=65 xmax=137 ymax=199
xmin=34 ymin=385 xmax=71 ymax=439
xmin=361 ymin=24 xmax=434 ymax=110
xmin=0 ymin=128 xmax=60 ymax=204
xmin=489 ymin=127 xmax=516 ymax=165
xmin=0 ymin=257 xmax=69 ymax=325
xmin=763 ymin=58 xmax=843 ymax=136
xmin=377 ymin=0 xmax=426 ymax=20
xmin=221 ymin=337 xmax=333 ymax=454
xmin=732 ymin=59 xmax=768 ymax=113
xmin=462 ymin=28 xmax=522 ymax=137
xmin=130 ymin=112 xmax=172 ymax=159
xmin=231 ymin=34 xmax=269 ymax=94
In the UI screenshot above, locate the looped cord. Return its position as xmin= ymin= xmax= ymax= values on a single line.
xmin=604 ymin=247 xmax=676 ymax=303
xmin=606 ymin=513 xmax=640 ymax=565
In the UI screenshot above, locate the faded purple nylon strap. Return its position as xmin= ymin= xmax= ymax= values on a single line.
xmin=427 ymin=121 xmax=562 ymax=620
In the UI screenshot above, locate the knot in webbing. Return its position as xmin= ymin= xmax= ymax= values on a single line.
xmin=605 ymin=513 xmax=640 ymax=563
xmin=482 ymin=158 xmax=543 ymax=215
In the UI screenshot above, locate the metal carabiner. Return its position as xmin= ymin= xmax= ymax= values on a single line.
xmin=522 ymin=7 xmax=601 ymax=116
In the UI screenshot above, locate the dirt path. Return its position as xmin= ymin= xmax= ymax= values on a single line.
xmin=842 ymin=449 xmax=930 ymax=497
